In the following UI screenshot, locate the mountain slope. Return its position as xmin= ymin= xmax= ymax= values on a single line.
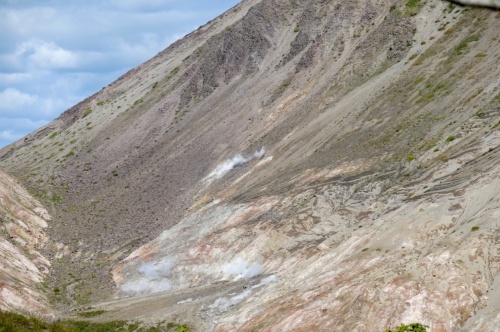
xmin=1 ymin=0 xmax=499 ymax=330
xmin=0 ymin=170 xmax=53 ymax=316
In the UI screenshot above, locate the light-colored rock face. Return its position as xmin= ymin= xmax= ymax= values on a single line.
xmin=0 ymin=170 xmax=53 ymax=315
xmin=0 ymin=0 xmax=499 ymax=330
xmin=109 ymin=128 xmax=500 ymax=331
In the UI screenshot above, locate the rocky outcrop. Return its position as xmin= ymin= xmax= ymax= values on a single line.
xmin=0 ymin=170 xmax=53 ymax=315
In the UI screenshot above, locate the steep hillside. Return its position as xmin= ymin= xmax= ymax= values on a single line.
xmin=1 ymin=0 xmax=499 ymax=330
xmin=0 ymin=170 xmax=53 ymax=316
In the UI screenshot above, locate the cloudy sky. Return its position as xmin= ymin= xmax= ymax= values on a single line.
xmin=0 ymin=0 xmax=240 ymax=148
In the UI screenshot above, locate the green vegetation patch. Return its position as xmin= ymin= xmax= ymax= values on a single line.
xmin=77 ymin=310 xmax=106 ymax=318
xmin=453 ymin=35 xmax=479 ymax=56
xmin=167 ymin=323 xmax=190 ymax=332
xmin=471 ymin=226 xmax=479 ymax=232
xmin=400 ymin=0 xmax=423 ymax=16
xmin=82 ymin=108 xmax=93 ymax=118
xmin=167 ymin=67 xmax=180 ymax=81
xmin=415 ymin=82 xmax=450 ymax=104
xmin=0 ymin=310 xmax=125 ymax=332
xmin=446 ymin=3 xmax=457 ymax=13
xmin=405 ymin=0 xmax=421 ymax=8
xmin=384 ymin=322 xmax=428 ymax=332
xmin=48 ymin=132 xmax=59 ymax=139
xmin=0 ymin=311 xmax=190 ymax=332
xmin=50 ymin=194 xmax=63 ymax=203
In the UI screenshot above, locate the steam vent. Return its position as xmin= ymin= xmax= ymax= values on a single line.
xmin=1 ymin=0 xmax=499 ymax=331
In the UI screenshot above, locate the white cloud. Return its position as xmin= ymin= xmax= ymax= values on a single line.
xmin=0 ymin=129 xmax=23 ymax=143
xmin=0 ymin=118 xmax=48 ymax=128
xmin=16 ymin=40 xmax=78 ymax=69
xmin=0 ymin=88 xmax=37 ymax=112
xmin=106 ymin=0 xmax=175 ymax=11
xmin=0 ymin=87 xmax=69 ymax=120
xmin=0 ymin=118 xmax=49 ymax=147
xmin=0 ymin=72 xmax=32 ymax=83
xmin=0 ymin=0 xmax=241 ymax=148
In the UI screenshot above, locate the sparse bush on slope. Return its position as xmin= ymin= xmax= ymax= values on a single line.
xmin=0 ymin=310 xmax=189 ymax=332
xmin=384 ymin=322 xmax=428 ymax=332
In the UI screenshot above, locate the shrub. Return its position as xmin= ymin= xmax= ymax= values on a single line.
xmin=403 ymin=0 xmax=422 ymax=16
xmin=471 ymin=226 xmax=479 ymax=232
xmin=167 ymin=323 xmax=190 ymax=332
xmin=82 ymin=108 xmax=92 ymax=118
xmin=49 ymin=132 xmax=58 ymax=139
xmin=167 ymin=67 xmax=180 ymax=80
xmin=50 ymin=194 xmax=63 ymax=203
xmin=454 ymin=35 xmax=480 ymax=56
xmin=445 ymin=136 xmax=455 ymax=142
xmin=294 ymin=25 xmax=300 ymax=33
xmin=385 ymin=322 xmax=428 ymax=332
xmin=77 ymin=310 xmax=106 ymax=318
xmin=406 ymin=0 xmax=421 ymax=8
xmin=0 ymin=310 xmax=186 ymax=331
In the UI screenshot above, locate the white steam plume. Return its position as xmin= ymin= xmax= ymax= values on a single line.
xmin=253 ymin=147 xmax=266 ymax=159
xmin=121 ymin=258 xmax=173 ymax=294
xmin=252 ymin=274 xmax=277 ymax=288
xmin=210 ymin=274 xmax=277 ymax=311
xmin=210 ymin=289 xmax=253 ymax=311
xmin=203 ymin=147 xmax=266 ymax=182
xmin=223 ymin=258 xmax=262 ymax=280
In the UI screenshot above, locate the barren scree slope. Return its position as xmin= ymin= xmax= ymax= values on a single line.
xmin=0 ymin=0 xmax=500 ymax=331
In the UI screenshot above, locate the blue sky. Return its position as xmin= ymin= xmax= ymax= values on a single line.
xmin=0 ymin=0 xmax=240 ymax=148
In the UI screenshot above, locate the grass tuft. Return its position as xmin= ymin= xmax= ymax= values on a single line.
xmin=82 ymin=108 xmax=93 ymax=118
